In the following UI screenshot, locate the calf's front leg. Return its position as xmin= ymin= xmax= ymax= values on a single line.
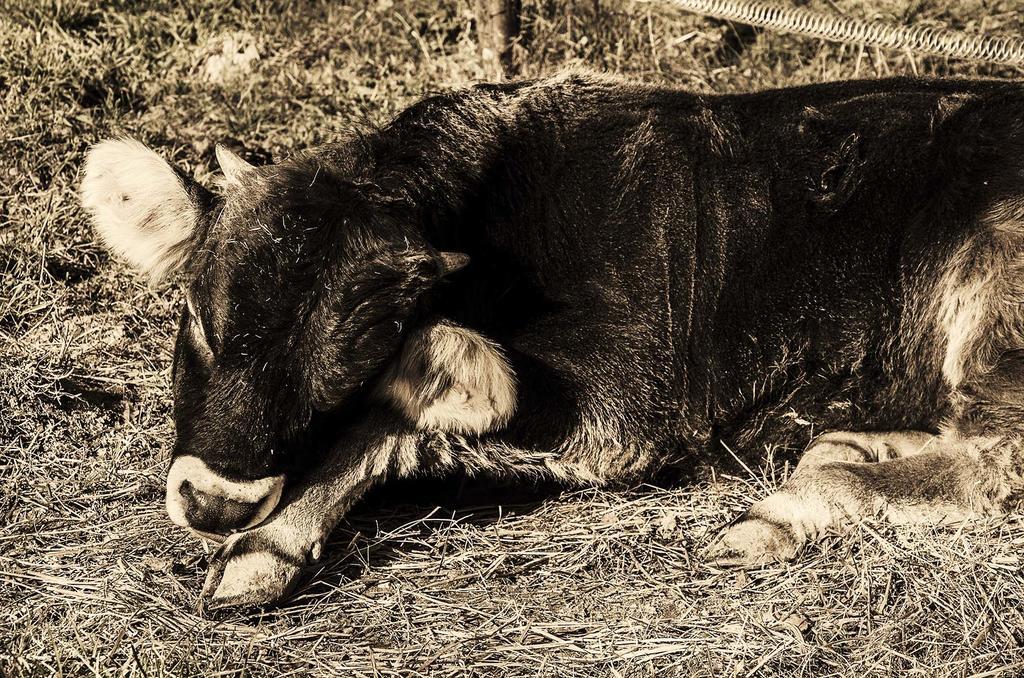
xmin=201 ymin=411 xmax=419 ymax=609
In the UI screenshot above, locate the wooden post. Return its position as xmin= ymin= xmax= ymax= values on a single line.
xmin=475 ymin=0 xmax=522 ymax=79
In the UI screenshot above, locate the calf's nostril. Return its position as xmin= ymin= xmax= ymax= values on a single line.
xmin=179 ymin=479 xmax=263 ymax=535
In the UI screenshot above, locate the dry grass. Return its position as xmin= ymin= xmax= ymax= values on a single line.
xmin=2 ymin=0 xmax=1024 ymax=675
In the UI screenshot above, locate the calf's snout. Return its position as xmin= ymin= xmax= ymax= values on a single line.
xmin=165 ymin=455 xmax=284 ymax=538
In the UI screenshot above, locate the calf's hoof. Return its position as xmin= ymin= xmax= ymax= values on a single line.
xmin=201 ymin=528 xmax=315 ymax=609
xmin=705 ymin=515 xmax=802 ymax=568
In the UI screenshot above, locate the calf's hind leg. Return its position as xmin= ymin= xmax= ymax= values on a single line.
xmin=706 ymin=430 xmax=1016 ymax=567
xmin=709 ymin=224 xmax=1024 ymax=567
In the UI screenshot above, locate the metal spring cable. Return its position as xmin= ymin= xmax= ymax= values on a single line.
xmin=662 ymin=0 xmax=1024 ymax=66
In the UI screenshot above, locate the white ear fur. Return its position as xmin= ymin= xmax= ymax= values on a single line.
xmin=215 ymin=144 xmax=255 ymax=185
xmin=376 ymin=322 xmax=517 ymax=435
xmin=80 ymin=138 xmax=200 ymax=281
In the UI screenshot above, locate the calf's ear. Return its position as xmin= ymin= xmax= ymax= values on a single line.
xmin=376 ymin=321 xmax=517 ymax=435
xmin=80 ymin=138 xmax=212 ymax=282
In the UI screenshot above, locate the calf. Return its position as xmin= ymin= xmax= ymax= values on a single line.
xmin=81 ymin=72 xmax=1024 ymax=608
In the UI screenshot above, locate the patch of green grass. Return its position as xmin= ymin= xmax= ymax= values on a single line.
xmin=2 ymin=0 xmax=1024 ymax=675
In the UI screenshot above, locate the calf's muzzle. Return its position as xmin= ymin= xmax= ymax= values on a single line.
xmin=165 ymin=456 xmax=285 ymax=539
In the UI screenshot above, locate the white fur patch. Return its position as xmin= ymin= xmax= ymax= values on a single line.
xmin=80 ymin=138 xmax=198 ymax=281
xmin=165 ymin=455 xmax=284 ymax=529
xmin=379 ymin=323 xmax=517 ymax=435
xmin=936 ymin=275 xmax=991 ymax=388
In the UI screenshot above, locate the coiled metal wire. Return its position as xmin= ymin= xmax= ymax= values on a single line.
xmin=663 ymin=0 xmax=1024 ymax=66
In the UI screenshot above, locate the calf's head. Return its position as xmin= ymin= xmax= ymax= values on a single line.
xmin=80 ymin=139 xmax=470 ymax=538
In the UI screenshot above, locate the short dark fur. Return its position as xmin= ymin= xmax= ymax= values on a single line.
xmin=170 ymin=72 xmax=1024 ymax=503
